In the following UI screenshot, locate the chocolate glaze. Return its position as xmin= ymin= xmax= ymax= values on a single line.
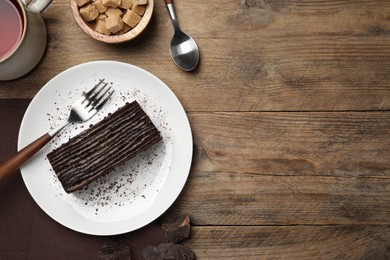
xmin=47 ymin=101 xmax=162 ymax=193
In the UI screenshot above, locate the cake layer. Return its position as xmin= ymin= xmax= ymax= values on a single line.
xmin=47 ymin=101 xmax=162 ymax=193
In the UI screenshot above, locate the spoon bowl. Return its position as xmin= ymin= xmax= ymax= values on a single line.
xmin=164 ymin=0 xmax=199 ymax=71
xmin=170 ymin=31 xmax=199 ymax=71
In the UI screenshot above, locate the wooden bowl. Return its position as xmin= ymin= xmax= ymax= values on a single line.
xmin=70 ymin=0 xmax=154 ymax=44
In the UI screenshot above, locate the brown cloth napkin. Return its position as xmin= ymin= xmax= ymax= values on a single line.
xmin=0 ymin=99 xmax=163 ymax=260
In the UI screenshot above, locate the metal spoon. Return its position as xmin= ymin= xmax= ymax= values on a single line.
xmin=164 ymin=0 xmax=199 ymax=71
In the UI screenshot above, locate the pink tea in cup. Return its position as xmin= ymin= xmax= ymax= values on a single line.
xmin=0 ymin=0 xmax=24 ymax=61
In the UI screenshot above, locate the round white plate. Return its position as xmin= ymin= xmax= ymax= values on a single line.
xmin=18 ymin=61 xmax=193 ymax=235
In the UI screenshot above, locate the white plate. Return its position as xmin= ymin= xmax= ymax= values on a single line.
xmin=18 ymin=61 xmax=193 ymax=235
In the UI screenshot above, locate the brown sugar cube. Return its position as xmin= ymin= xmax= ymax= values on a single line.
xmin=105 ymin=7 xmax=123 ymax=17
xmin=102 ymin=0 xmax=121 ymax=8
xmin=105 ymin=14 xmax=123 ymax=33
xmin=119 ymin=0 xmax=132 ymax=9
xmin=92 ymin=0 xmax=108 ymax=13
xmin=79 ymin=4 xmax=99 ymax=21
xmin=135 ymin=0 xmax=147 ymax=5
xmin=76 ymin=0 xmax=91 ymax=7
xmin=122 ymin=10 xmax=141 ymax=28
xmin=95 ymin=16 xmax=111 ymax=35
xmin=132 ymin=4 xmax=146 ymax=16
xmin=97 ymin=13 xmax=108 ymax=20
xmin=115 ymin=24 xmax=131 ymax=35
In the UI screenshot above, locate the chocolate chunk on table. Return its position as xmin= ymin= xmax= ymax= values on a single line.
xmin=99 ymin=238 xmax=131 ymax=260
xmin=162 ymin=213 xmax=191 ymax=243
xmin=141 ymin=245 xmax=162 ymax=260
xmin=157 ymin=243 xmax=195 ymax=260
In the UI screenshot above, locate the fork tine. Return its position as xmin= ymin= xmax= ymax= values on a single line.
xmin=84 ymin=79 xmax=105 ymax=100
xmin=87 ymin=82 xmax=108 ymax=104
xmin=92 ymin=86 xmax=112 ymax=106
xmin=95 ymin=90 xmax=115 ymax=111
xmin=87 ymin=87 xmax=111 ymax=111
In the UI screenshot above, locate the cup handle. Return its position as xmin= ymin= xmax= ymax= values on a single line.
xmin=24 ymin=0 xmax=52 ymax=13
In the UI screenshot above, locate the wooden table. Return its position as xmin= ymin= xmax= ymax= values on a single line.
xmin=1 ymin=0 xmax=390 ymax=259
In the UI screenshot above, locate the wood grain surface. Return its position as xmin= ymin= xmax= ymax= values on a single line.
xmin=0 ymin=0 xmax=389 ymax=259
xmin=1 ymin=0 xmax=389 ymax=112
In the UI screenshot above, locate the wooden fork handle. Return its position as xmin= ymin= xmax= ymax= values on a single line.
xmin=0 ymin=133 xmax=52 ymax=182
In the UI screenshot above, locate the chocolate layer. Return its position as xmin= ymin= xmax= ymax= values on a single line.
xmin=47 ymin=101 xmax=162 ymax=193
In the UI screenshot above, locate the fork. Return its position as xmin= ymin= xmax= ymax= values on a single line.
xmin=0 ymin=79 xmax=114 ymax=182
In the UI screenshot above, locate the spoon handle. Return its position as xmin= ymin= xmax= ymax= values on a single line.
xmin=164 ymin=0 xmax=179 ymax=31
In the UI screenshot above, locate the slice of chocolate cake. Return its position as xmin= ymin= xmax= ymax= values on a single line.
xmin=47 ymin=101 xmax=162 ymax=193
